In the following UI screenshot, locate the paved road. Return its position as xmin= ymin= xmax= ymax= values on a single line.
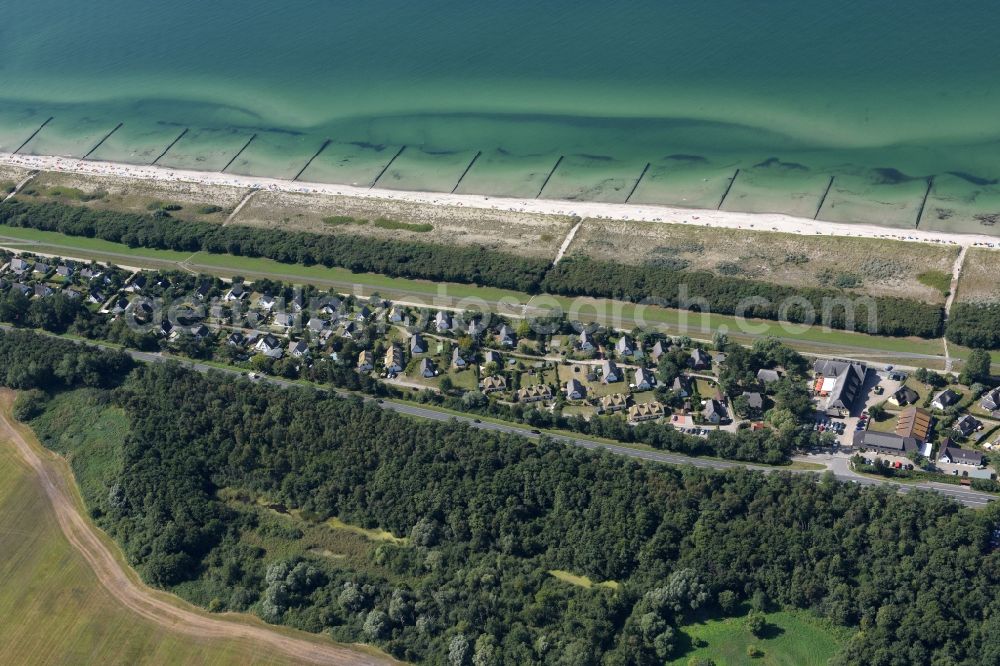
xmin=3 ymin=326 xmax=992 ymax=508
xmin=122 ymin=347 xmax=995 ymax=508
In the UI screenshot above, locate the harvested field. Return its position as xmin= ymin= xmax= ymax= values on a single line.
xmin=954 ymin=247 xmax=1000 ymax=304
xmin=565 ymin=218 xmax=958 ymax=303
xmin=231 ymin=189 xmax=575 ymax=259
xmin=19 ymin=171 xmax=247 ymax=222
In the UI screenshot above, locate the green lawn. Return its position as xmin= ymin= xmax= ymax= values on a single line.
xmin=917 ymin=270 xmax=953 ymax=297
xmin=0 ymin=223 xmax=193 ymax=261
xmin=669 ymin=610 xmax=852 ymax=666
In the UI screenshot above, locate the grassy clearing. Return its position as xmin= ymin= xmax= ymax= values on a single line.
xmin=29 ymin=389 xmax=128 ymax=509
xmin=326 ymin=517 xmax=408 ymax=545
xmin=548 ymin=569 xmax=620 ymax=590
xmin=0 ymin=401 xmax=325 ymax=665
xmin=566 ymin=218 xmax=957 ymax=304
xmin=669 ymin=610 xmax=852 ymax=666
xmin=918 ymin=270 xmax=953 ymax=297
xmin=0 ymin=223 xmax=194 ymax=261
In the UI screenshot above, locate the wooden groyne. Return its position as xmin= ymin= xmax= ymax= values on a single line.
xmin=814 ymin=176 xmax=835 ymax=219
xmin=450 ymin=151 xmax=482 ymax=194
xmin=625 ymin=162 xmax=650 ymax=204
xmin=371 ymin=145 xmax=406 ymax=188
xmin=914 ymin=176 xmax=935 ymax=228
xmin=221 ymin=133 xmax=257 ymax=173
xmin=13 ymin=117 xmax=53 ymax=155
xmin=293 ymin=139 xmax=331 ymax=181
xmin=83 ymin=122 xmax=123 ymax=159
xmin=536 ymin=155 xmax=564 ymax=199
xmin=717 ymin=168 xmax=740 ymax=209
xmin=151 ymin=128 xmax=189 ymax=165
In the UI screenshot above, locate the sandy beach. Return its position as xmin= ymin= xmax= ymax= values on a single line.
xmin=3 ymin=152 xmax=999 ymax=249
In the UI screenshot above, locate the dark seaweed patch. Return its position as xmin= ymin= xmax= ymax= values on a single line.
xmin=947 ymin=171 xmax=999 ymax=186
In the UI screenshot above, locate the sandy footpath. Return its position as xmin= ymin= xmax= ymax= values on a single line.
xmin=3 ymin=152 xmax=999 ymax=249
xmin=0 ymin=390 xmax=397 ymax=666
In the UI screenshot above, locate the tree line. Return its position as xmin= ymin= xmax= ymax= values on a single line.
xmin=0 ymin=201 xmax=551 ymax=292
xmin=5 ymin=330 xmax=1000 ymax=664
xmin=0 ymin=200 xmax=951 ymax=340
xmin=947 ymin=303 xmax=1000 ymax=349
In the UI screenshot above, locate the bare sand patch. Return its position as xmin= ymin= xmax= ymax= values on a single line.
xmin=230 ymin=190 xmax=575 ymax=260
xmin=566 ymin=218 xmax=957 ymax=303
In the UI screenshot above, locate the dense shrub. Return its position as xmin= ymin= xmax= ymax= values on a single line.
xmin=947 ymin=303 xmax=1000 ymax=349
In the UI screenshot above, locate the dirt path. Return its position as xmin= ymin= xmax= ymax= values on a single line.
xmin=0 ymin=390 xmax=396 ymax=666
xmin=943 ymin=245 xmax=968 ymax=372
xmin=552 ymin=217 xmax=583 ymax=264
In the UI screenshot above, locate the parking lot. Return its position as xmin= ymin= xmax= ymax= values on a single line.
xmin=813 ymin=368 xmax=907 ymax=448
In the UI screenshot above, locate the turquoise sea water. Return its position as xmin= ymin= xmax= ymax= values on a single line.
xmin=2 ymin=0 xmax=1000 ymax=232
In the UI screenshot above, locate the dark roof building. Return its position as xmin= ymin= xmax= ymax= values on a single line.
xmin=931 ymin=389 xmax=961 ymax=410
xmin=980 ymin=388 xmax=1000 ymax=413
xmin=954 ymin=414 xmax=982 ymax=438
xmin=814 ymin=359 xmax=868 ymax=412
xmin=938 ymin=442 xmax=984 ymax=467
xmin=689 ymin=348 xmax=712 ymax=370
xmin=853 ymin=431 xmax=918 ymax=455
xmin=756 ymin=368 xmax=781 ymax=385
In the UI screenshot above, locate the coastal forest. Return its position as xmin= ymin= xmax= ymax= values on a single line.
xmin=0 ymin=200 xmax=972 ymax=342
xmin=4 ymin=329 xmax=1000 ymax=665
